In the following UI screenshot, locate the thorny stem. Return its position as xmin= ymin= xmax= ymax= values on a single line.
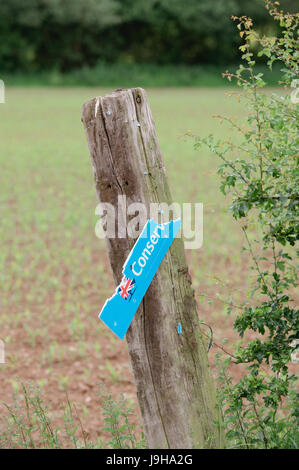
xmin=200 ymin=292 xmax=245 ymax=310
xmin=242 ymin=226 xmax=273 ymax=299
xmin=209 ymin=147 xmax=248 ymax=184
xmin=253 ymin=84 xmax=264 ymax=187
xmin=214 ymin=114 xmax=247 ymax=136
xmin=272 ymin=239 xmax=279 ymax=299
xmin=245 ymin=37 xmax=264 ymax=189
xmin=252 ymin=402 xmax=268 ymax=449
xmin=222 ymin=368 xmax=250 ymax=449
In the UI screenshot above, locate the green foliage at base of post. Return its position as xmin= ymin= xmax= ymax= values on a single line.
xmin=0 ymin=0 xmax=297 ymax=73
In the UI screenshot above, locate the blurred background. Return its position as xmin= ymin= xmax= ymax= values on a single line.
xmin=0 ymin=0 xmax=297 ymax=86
xmin=0 ymin=0 xmax=296 ymax=447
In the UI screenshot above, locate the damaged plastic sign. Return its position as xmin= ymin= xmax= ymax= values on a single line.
xmin=99 ymin=218 xmax=181 ymax=339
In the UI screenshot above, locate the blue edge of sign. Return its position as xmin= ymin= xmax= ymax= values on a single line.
xmin=99 ymin=218 xmax=182 ymax=340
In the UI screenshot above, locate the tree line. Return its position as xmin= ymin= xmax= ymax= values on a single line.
xmin=0 ymin=0 xmax=296 ymax=72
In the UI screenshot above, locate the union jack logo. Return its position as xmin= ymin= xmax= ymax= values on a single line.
xmin=118 ymin=277 xmax=136 ymax=301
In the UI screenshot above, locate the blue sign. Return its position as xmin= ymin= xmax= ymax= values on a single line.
xmin=99 ymin=218 xmax=181 ymax=339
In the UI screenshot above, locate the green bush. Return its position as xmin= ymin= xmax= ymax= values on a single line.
xmin=192 ymin=0 xmax=299 ymax=448
xmin=0 ymin=0 xmax=297 ymax=73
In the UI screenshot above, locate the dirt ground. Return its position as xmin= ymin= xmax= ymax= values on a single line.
xmin=0 ymin=243 xmax=263 ymax=446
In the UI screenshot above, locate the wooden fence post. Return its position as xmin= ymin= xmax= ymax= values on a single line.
xmin=82 ymin=88 xmax=223 ymax=449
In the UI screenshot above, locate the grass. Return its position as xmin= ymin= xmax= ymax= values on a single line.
xmin=1 ymin=63 xmax=284 ymax=88
xmin=0 ymin=381 xmax=144 ymax=448
xmin=0 ymin=85 xmax=259 ymax=447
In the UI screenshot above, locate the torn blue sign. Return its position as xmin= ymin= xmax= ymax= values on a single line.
xmin=99 ymin=218 xmax=181 ymax=340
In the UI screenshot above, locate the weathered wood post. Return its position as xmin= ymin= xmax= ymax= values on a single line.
xmin=82 ymin=88 xmax=223 ymax=449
